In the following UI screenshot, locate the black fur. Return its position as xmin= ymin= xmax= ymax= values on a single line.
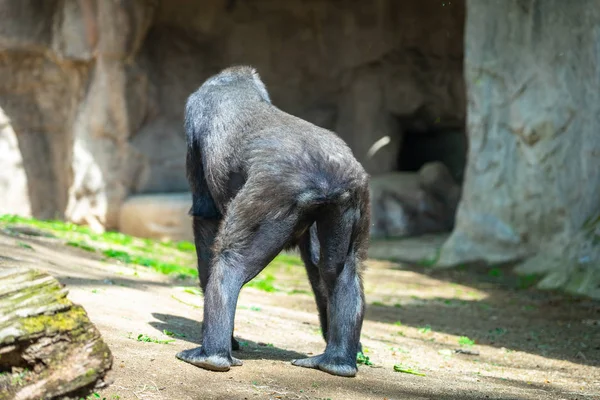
xmin=177 ymin=65 xmax=371 ymax=377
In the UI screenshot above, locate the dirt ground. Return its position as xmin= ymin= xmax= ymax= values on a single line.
xmin=0 ymin=230 xmax=599 ymax=400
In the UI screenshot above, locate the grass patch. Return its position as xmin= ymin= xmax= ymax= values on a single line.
xmin=0 ymin=214 xmax=194 ymax=251
xmin=171 ymin=295 xmax=201 ymax=309
xmin=458 ymin=336 xmax=475 ymax=347
xmin=288 ymin=289 xmax=311 ymax=295
xmin=488 ymin=267 xmax=503 ymax=278
xmin=101 ymin=248 xmax=197 ymax=278
xmin=271 ymin=253 xmax=303 ymax=267
xmin=17 ymin=241 xmax=33 ymax=250
xmin=182 ymin=287 xmax=202 ymax=296
xmin=418 ymin=325 xmax=432 ymax=334
xmin=356 ymin=351 xmax=374 ymax=366
xmin=0 ymin=214 xmax=306 ymax=282
xmin=79 ymin=393 xmax=120 ymax=400
xmin=390 ymin=346 xmax=409 ymax=354
xmin=163 ymin=329 xmax=186 ymax=338
xmin=246 ymin=273 xmax=278 ymax=292
xmin=417 ymin=248 xmax=441 ymax=267
xmin=67 ymin=240 xmax=97 ymax=252
xmin=393 ymin=364 xmax=425 ymax=376
xmin=128 ymin=333 xmax=175 ymax=344
xmin=517 ymin=274 xmax=540 ymax=290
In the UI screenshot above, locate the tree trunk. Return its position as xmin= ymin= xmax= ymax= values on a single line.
xmin=0 ymin=267 xmax=112 ymax=400
xmin=438 ymin=0 xmax=600 ymax=299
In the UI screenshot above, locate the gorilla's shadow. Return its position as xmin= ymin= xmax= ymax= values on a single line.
xmin=149 ymin=313 xmax=307 ymax=361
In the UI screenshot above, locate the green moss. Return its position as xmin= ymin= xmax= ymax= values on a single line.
xmin=20 ymin=305 xmax=87 ymax=336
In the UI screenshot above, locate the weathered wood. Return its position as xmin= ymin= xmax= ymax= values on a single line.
xmin=0 ymin=267 xmax=112 ymax=400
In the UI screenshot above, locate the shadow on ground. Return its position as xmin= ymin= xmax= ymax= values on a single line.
xmin=149 ymin=312 xmax=308 ymax=362
xmin=364 ymin=260 xmax=600 ymax=368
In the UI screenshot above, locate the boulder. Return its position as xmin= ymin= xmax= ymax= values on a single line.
xmin=370 ymin=162 xmax=461 ymax=239
xmin=118 ymin=193 xmax=194 ymax=242
xmin=439 ymin=0 xmax=600 ymax=299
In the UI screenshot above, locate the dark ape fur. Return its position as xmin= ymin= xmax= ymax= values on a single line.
xmin=177 ymin=65 xmax=370 ymax=377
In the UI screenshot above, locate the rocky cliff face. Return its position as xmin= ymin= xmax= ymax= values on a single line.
xmin=0 ymin=0 xmax=465 ymax=230
xmin=439 ymin=0 xmax=600 ymax=299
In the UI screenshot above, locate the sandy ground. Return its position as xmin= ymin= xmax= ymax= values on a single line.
xmin=0 ymin=230 xmax=599 ymax=400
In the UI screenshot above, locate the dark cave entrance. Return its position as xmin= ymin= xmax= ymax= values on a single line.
xmin=397 ymin=128 xmax=468 ymax=183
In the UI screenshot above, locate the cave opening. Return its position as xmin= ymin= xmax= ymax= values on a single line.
xmin=396 ymin=127 xmax=467 ymax=184
xmin=368 ymin=112 xmax=467 ymax=240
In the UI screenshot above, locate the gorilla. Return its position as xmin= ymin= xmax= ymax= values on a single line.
xmin=176 ymin=66 xmax=370 ymax=377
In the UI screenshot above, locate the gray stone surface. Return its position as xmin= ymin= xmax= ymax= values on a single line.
xmin=0 ymin=0 xmax=466 ymax=229
xmin=370 ymin=162 xmax=461 ymax=239
xmin=118 ymin=192 xmax=193 ymax=242
xmin=439 ymin=0 xmax=600 ymax=299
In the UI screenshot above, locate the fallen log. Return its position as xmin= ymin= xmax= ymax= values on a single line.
xmin=0 ymin=267 xmax=112 ymax=400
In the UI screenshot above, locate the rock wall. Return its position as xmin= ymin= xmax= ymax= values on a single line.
xmin=0 ymin=0 xmax=465 ymax=230
xmin=438 ymin=0 xmax=600 ymax=299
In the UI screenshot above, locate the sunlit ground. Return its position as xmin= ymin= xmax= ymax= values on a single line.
xmin=0 ymin=215 xmax=598 ymax=399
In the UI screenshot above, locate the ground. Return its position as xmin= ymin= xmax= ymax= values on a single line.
xmin=0 ymin=217 xmax=598 ymax=400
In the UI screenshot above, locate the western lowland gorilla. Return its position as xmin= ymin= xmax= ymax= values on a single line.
xmin=176 ymin=65 xmax=370 ymax=378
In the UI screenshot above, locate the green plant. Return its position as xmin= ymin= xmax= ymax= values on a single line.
xmin=182 ymin=287 xmax=202 ymax=296
xmin=17 ymin=241 xmax=33 ymax=250
xmin=10 ymin=369 xmax=28 ymax=386
xmin=393 ymin=364 xmax=425 ymax=376
xmin=79 ymin=393 xmax=103 ymax=400
xmin=67 ymin=241 xmax=97 ymax=252
xmin=418 ymin=325 xmax=432 ymax=334
xmin=102 ymin=249 xmax=196 ymax=278
xmin=163 ymin=329 xmax=186 ymax=338
xmin=0 ymin=214 xmax=309 ymax=285
xmin=517 ymin=274 xmax=539 ymax=289
xmin=488 ymin=267 xmax=503 ymax=278
xmin=356 ymin=351 xmax=373 ymax=366
xmin=288 ymin=289 xmax=311 ymax=295
xmin=128 ymin=333 xmax=175 ymax=344
xmin=458 ymin=336 xmax=475 ymax=347
xmin=246 ymin=273 xmax=278 ymax=292
xmin=418 ymin=248 xmax=441 ymax=267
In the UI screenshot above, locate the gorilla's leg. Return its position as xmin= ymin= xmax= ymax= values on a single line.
xmin=299 ymin=225 xmax=328 ymax=341
xmin=192 ymin=217 xmax=240 ymax=351
xmin=292 ymin=205 xmax=365 ymax=377
xmin=299 ymin=225 xmax=364 ymax=355
xmin=178 ymin=192 xmax=300 ymax=371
